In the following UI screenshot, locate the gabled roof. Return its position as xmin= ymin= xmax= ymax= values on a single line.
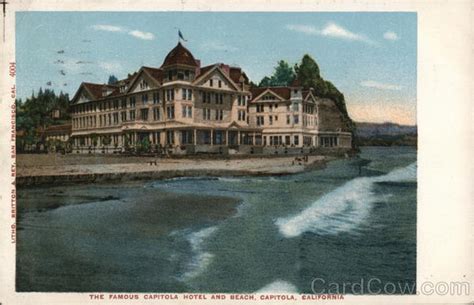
xmin=229 ymin=67 xmax=249 ymax=84
xmin=161 ymin=42 xmax=199 ymax=68
xmin=71 ymin=82 xmax=118 ymax=103
xmin=250 ymin=87 xmax=292 ymax=102
xmin=193 ymin=64 xmax=240 ymax=91
xmin=126 ymin=66 xmax=163 ymax=93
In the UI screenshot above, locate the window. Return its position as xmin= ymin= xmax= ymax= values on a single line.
xmin=177 ymin=72 xmax=184 ymax=80
xmin=187 ymin=106 xmax=192 ymax=118
xmin=167 ymin=130 xmax=174 ymax=144
xmin=113 ymin=100 xmax=119 ymax=109
xmin=142 ymin=94 xmax=148 ymax=104
xmin=293 ymin=115 xmax=299 ymax=124
xmin=139 ymin=79 xmax=148 ymax=90
xmin=275 ymin=115 xmax=278 ymax=121
xmin=130 ymin=96 xmax=136 ymax=108
xmin=203 ymin=108 xmax=211 ymax=120
xmin=168 ymin=70 xmax=172 ymax=81
xmin=153 ymin=92 xmax=160 ymax=104
xmin=215 ymin=109 xmax=223 ymax=121
xmin=287 ymin=115 xmax=290 ymax=125
xmin=219 ymin=94 xmax=223 ymax=104
xmin=182 ymin=89 xmax=192 ymax=100
xmin=121 ymin=111 xmax=127 ymax=122
xmin=202 ymin=91 xmax=211 ymax=103
xmin=113 ymin=113 xmax=119 ymax=124
xmin=167 ymin=106 xmax=175 ymax=119
xmin=108 ymin=113 xmax=112 ymax=125
xmin=269 ymin=116 xmax=273 ymax=125
xmin=153 ymin=108 xmax=160 ymax=121
xmin=269 ymin=105 xmax=273 ymax=112
xmin=129 ymin=110 xmax=136 ymax=120
xmin=256 ymin=104 xmax=264 ymax=113
xmin=209 ymin=79 xmax=213 ymax=87
xmin=121 ymin=99 xmax=127 ymax=108
xmin=294 ymin=135 xmax=299 ymax=146
xmin=257 ymin=116 xmax=264 ymax=126
xmin=238 ymin=110 xmax=246 ymax=121
xmin=166 ymin=89 xmax=174 ymax=102
xmin=218 ymin=80 xmax=222 ymax=88
xmin=293 ymin=103 xmax=299 ymax=111
xmin=140 ymin=109 xmax=149 ymax=121
xmin=238 ymin=95 xmax=242 ymax=106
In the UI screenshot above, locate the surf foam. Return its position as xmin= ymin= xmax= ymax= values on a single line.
xmin=256 ymin=280 xmax=299 ymax=293
xmin=276 ymin=162 xmax=416 ymax=238
xmin=180 ymin=226 xmax=218 ymax=281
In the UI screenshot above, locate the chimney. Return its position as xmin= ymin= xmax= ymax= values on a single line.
xmin=195 ymin=59 xmax=201 ymax=76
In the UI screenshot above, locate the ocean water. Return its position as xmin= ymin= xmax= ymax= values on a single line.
xmin=17 ymin=146 xmax=417 ymax=293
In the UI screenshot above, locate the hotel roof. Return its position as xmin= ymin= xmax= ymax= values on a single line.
xmin=161 ymin=42 xmax=199 ymax=68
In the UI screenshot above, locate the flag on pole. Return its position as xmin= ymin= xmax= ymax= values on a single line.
xmin=178 ymin=30 xmax=187 ymax=42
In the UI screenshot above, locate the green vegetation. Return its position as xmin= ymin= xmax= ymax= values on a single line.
xmin=16 ymin=88 xmax=70 ymax=150
xmin=258 ymin=60 xmax=295 ymax=87
xmin=108 ymin=75 xmax=119 ymax=85
xmin=258 ymin=55 xmax=355 ymax=141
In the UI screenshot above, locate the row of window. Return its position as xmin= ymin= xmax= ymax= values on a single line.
xmin=256 ymin=115 xmax=303 ymax=126
xmin=265 ymin=135 xmax=300 ymax=146
xmin=255 ymin=103 xmax=308 ymax=113
xmin=202 ymin=108 xmax=224 ymax=121
xmin=73 ymin=90 xmax=252 ymax=115
xmin=73 ymin=107 xmax=178 ymax=129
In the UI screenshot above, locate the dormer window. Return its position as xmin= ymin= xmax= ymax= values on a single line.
xmin=119 ymin=85 xmax=127 ymax=93
xmin=177 ymin=72 xmax=184 ymax=80
xmin=210 ymin=79 xmax=213 ymax=87
xmin=168 ymin=70 xmax=173 ymax=81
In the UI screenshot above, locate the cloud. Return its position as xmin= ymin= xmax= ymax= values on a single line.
xmin=360 ymin=80 xmax=402 ymax=91
xmin=286 ymin=22 xmax=374 ymax=44
xmin=128 ymin=30 xmax=154 ymax=40
xmin=200 ymin=41 xmax=238 ymax=52
xmin=91 ymin=24 xmax=155 ymax=40
xmin=99 ymin=61 xmax=123 ymax=73
xmin=383 ymin=31 xmax=399 ymax=41
xmin=92 ymin=24 xmax=124 ymax=32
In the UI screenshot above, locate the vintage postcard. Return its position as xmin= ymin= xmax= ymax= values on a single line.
xmin=0 ymin=1 xmax=472 ymax=304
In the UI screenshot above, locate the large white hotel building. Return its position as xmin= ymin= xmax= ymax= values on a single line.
xmin=70 ymin=42 xmax=352 ymax=154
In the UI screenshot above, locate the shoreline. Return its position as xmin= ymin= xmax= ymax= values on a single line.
xmin=16 ymin=154 xmax=336 ymax=187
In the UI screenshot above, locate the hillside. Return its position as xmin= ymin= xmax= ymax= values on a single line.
xmin=355 ymin=122 xmax=417 ymax=147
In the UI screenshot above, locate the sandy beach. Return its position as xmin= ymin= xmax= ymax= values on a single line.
xmin=16 ymin=154 xmax=334 ymax=186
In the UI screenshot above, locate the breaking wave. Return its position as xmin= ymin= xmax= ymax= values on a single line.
xmin=255 ymin=280 xmax=299 ymax=293
xmin=276 ymin=162 xmax=416 ymax=238
xmin=180 ymin=226 xmax=218 ymax=281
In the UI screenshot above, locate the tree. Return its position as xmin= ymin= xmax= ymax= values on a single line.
xmin=16 ymin=88 xmax=71 ymax=150
xmin=295 ymin=54 xmax=322 ymax=90
xmin=295 ymin=54 xmax=355 ymax=141
xmin=108 ymin=75 xmax=118 ymax=85
xmin=258 ymin=60 xmax=295 ymax=87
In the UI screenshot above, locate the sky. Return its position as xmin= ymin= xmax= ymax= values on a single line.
xmin=16 ymin=12 xmax=417 ymax=125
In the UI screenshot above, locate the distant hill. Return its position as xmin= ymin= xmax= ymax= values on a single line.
xmin=354 ymin=122 xmax=417 ymax=147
